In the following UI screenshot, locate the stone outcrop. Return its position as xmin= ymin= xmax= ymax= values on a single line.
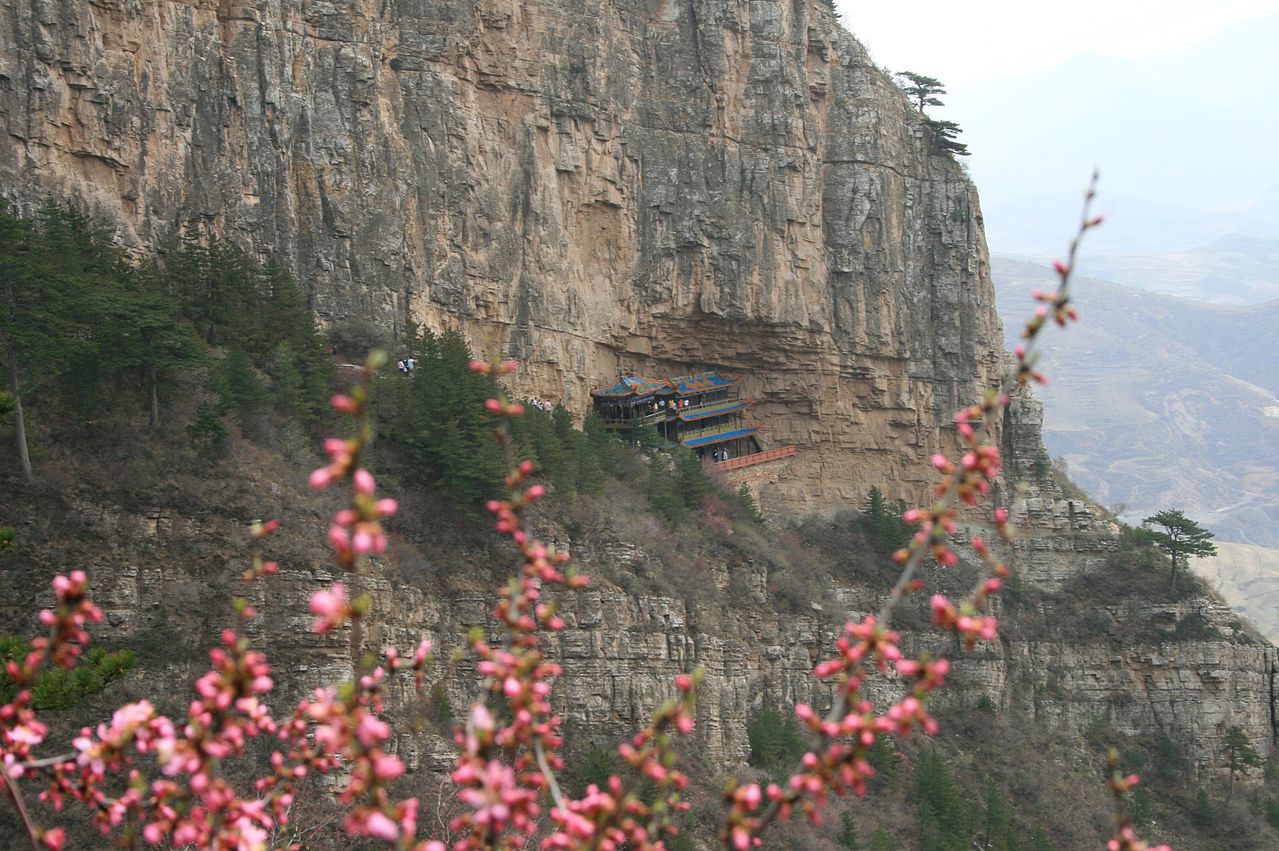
xmin=0 ymin=0 xmax=1001 ymax=512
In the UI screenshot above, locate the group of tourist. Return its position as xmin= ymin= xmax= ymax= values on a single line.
xmin=396 ymin=357 xmax=417 ymax=375
xmin=529 ymin=398 xmax=554 ymax=413
xmin=709 ymin=446 xmax=731 ymax=463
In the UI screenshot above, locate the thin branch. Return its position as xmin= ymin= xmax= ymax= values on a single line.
xmin=1 ymin=772 xmax=44 ymax=851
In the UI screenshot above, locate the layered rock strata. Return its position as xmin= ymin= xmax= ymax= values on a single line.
xmin=61 ymin=496 xmax=1278 ymax=777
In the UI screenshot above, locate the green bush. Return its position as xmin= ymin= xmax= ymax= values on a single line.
xmin=0 ymin=641 xmax=135 ymax=709
xmin=562 ymin=743 xmax=622 ymax=797
xmin=869 ymin=827 xmax=900 ymax=851
xmin=1264 ymin=796 xmax=1279 ymax=829
xmin=862 ymin=487 xmax=912 ymax=552
xmin=747 ymin=708 xmax=808 ymax=779
xmin=914 ymin=749 xmax=975 ymax=851
xmin=1167 ymin=613 xmax=1221 ymax=641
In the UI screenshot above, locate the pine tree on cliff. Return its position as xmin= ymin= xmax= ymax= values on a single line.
xmin=1223 ymin=725 xmax=1261 ymax=799
xmin=894 ymin=71 xmax=970 ymax=157
xmin=1141 ymin=509 xmax=1217 ymax=594
xmin=896 ymin=71 xmax=946 ymax=112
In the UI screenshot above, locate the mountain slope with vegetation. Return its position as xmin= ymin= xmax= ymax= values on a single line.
xmin=993 ymin=257 xmax=1279 ymax=548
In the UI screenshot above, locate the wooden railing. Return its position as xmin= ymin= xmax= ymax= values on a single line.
xmin=705 ymin=445 xmax=796 ymax=471
xmin=597 ymin=410 xmax=666 ymax=429
xmin=678 ymin=421 xmax=758 ymax=443
xmin=597 ymin=397 xmax=753 ymax=429
xmin=675 ymin=396 xmax=752 ymax=417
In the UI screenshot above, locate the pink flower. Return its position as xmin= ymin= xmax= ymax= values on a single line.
xmin=373 ymin=754 xmax=404 ymax=781
xmin=309 ymin=467 xmax=335 ymax=489
xmin=363 ymin=810 xmax=400 ymax=841
xmin=309 ymin=584 xmax=348 ymax=633
xmin=356 ymin=714 xmax=390 ymax=748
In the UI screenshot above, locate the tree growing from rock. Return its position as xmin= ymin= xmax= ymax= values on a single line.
xmin=895 ymin=71 xmax=946 ymax=113
xmin=894 ymin=72 xmax=970 ymax=157
xmin=1141 ymin=509 xmax=1217 ymax=594
xmin=1223 ymin=725 xmax=1261 ymax=798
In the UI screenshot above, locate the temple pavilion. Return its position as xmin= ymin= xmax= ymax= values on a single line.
xmin=590 ymin=370 xmax=768 ymax=463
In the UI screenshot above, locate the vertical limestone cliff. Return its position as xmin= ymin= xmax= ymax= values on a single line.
xmin=0 ymin=0 xmax=1000 ymax=511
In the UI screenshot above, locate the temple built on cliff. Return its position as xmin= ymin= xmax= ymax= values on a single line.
xmin=590 ymin=371 xmax=796 ymax=470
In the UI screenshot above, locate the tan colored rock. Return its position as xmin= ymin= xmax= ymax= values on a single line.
xmin=1 ymin=0 xmax=1001 ymax=512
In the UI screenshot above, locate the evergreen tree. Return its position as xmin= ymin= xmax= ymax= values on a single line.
xmin=894 ymin=72 xmax=970 ymax=157
xmin=520 ymin=404 xmax=572 ymax=495
xmin=161 ymin=238 xmax=330 ymax=426
xmin=925 ymin=118 xmax=971 ymax=157
xmin=212 ymin=344 xmax=270 ymax=428
xmin=260 ymin=262 xmax=329 ymax=423
xmin=735 ymin=483 xmax=762 ymax=522
xmin=673 ymin=445 xmax=708 ymax=509
xmin=838 ymin=811 xmax=861 ymax=850
xmin=981 ymin=779 xmax=1019 ymax=851
xmin=1223 ymin=725 xmax=1262 ymax=798
xmin=554 ymin=404 xmax=605 ymax=496
xmin=1141 ymin=509 xmax=1218 ymax=593
xmin=895 ymin=71 xmax=946 ymax=112
xmin=392 ymin=328 xmax=505 ymax=506
xmin=646 ymin=454 xmax=683 ymax=525
xmin=866 ymin=734 xmax=900 ymax=790
xmin=1 ymin=205 xmax=111 ymax=478
xmin=102 ymin=262 xmax=204 ymax=428
xmin=583 ymin=411 xmax=635 ymax=480
xmin=862 ymin=486 xmax=913 ymax=551
xmin=915 ymin=749 xmax=974 ymax=851
xmin=746 ymin=708 xmax=808 ymax=779
xmin=1190 ymin=788 xmax=1215 ymax=828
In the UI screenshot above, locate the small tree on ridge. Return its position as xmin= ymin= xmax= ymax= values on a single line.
xmin=1141 ymin=509 xmax=1217 ymax=594
xmin=895 ymin=71 xmax=946 ymax=113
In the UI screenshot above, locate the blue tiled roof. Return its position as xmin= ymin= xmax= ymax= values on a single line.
xmin=680 ymin=427 xmax=757 ymax=448
xmin=590 ymin=374 xmax=669 ymax=398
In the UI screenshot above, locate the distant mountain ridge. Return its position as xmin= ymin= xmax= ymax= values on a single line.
xmin=993 ymin=256 xmax=1279 ymax=547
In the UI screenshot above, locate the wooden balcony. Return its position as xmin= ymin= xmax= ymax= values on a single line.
xmin=705 ymin=444 xmax=796 ymax=471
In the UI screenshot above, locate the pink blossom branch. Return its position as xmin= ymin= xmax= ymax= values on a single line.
xmin=725 ymin=174 xmax=1103 ymax=847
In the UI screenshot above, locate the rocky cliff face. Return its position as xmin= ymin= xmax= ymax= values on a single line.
xmin=49 ymin=483 xmax=1277 ymax=779
xmin=0 ymin=0 xmax=1000 ymax=511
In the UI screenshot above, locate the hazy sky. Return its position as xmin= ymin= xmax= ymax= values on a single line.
xmin=831 ymin=0 xmax=1279 ymax=248
xmin=835 ymin=0 xmax=1279 ymax=85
